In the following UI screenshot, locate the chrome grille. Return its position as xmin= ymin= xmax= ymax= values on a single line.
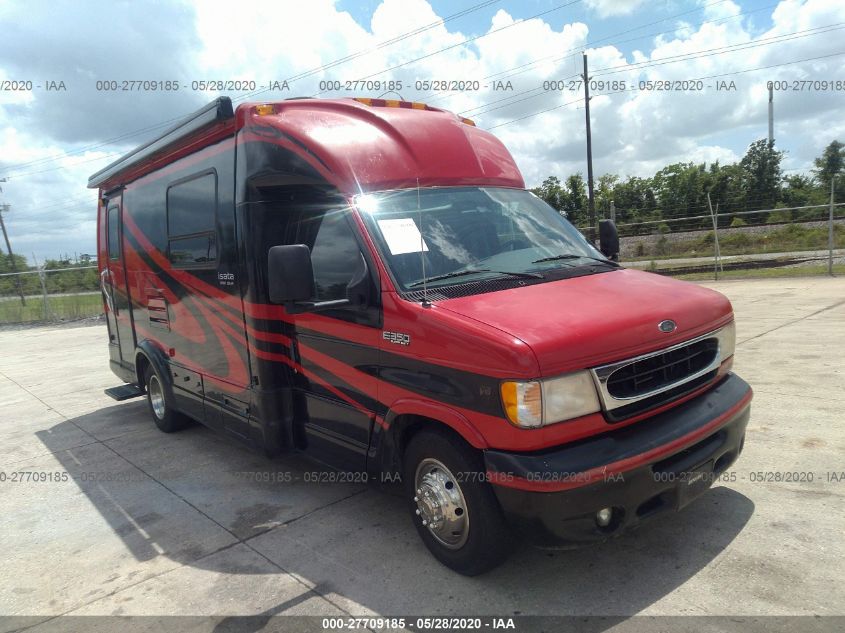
xmin=606 ymin=338 xmax=718 ymax=399
xmin=591 ymin=328 xmax=729 ymax=422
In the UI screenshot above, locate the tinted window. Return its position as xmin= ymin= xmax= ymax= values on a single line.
xmin=168 ymin=173 xmax=216 ymax=236
xmin=167 ymin=172 xmax=217 ymax=267
xmin=169 ymin=234 xmax=217 ymax=266
xmin=107 ymin=206 xmax=120 ymax=260
xmin=309 ymin=211 xmax=361 ymax=301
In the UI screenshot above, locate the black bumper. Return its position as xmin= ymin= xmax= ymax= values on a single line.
xmin=486 ymin=373 xmax=752 ymax=546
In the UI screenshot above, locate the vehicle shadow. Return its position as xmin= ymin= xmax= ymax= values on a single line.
xmin=32 ymin=402 xmax=755 ymax=621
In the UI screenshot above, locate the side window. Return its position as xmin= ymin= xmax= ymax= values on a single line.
xmin=309 ymin=211 xmax=362 ymax=301
xmin=107 ymin=206 xmax=120 ymax=261
xmin=167 ymin=172 xmax=217 ymax=268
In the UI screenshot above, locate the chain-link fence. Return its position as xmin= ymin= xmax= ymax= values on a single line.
xmin=586 ymin=201 xmax=845 ymax=281
xmin=1 ymin=200 xmax=842 ymax=325
xmin=0 ymin=265 xmax=101 ymax=325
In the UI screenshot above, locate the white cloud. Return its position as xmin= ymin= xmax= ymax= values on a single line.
xmin=1 ymin=0 xmax=845 ymax=259
xmin=585 ymin=0 xmax=649 ymax=19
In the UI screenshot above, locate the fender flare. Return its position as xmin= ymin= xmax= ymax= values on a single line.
xmin=384 ymin=398 xmax=488 ymax=450
xmin=135 ymin=340 xmax=174 ymax=399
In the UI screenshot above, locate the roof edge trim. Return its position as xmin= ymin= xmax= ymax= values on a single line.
xmin=87 ymin=97 xmax=234 ymax=189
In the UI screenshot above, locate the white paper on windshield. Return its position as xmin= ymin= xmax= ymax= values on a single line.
xmin=377 ymin=218 xmax=430 ymax=255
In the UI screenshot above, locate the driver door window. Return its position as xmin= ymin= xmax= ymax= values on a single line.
xmin=309 ymin=211 xmax=361 ymax=302
xmin=296 ymin=209 xmax=379 ymax=326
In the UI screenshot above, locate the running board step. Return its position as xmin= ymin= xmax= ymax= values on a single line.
xmin=104 ymin=384 xmax=144 ymax=401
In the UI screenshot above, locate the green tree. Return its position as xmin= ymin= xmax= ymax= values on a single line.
xmin=739 ymin=139 xmax=784 ymax=219
xmin=611 ymin=175 xmax=658 ymax=228
xmin=653 ymin=162 xmax=710 ymax=230
xmin=594 ymin=173 xmax=618 ymax=221
xmin=530 ymin=176 xmax=565 ymax=214
xmin=562 ymin=173 xmax=588 ymax=226
xmin=812 ymin=140 xmax=845 ymax=198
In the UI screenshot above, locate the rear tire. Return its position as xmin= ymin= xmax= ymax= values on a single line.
xmin=144 ymin=365 xmax=189 ymax=433
xmin=403 ymin=429 xmax=513 ymax=575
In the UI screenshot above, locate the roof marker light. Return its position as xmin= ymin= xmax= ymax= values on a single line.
xmin=354 ymin=97 xmax=432 ymax=110
xmin=255 ymin=104 xmax=275 ymax=115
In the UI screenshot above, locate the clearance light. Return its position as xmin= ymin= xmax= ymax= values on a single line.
xmin=460 ymin=117 xmax=476 ymax=126
xmin=501 ymin=370 xmax=601 ymax=429
xmin=255 ymin=104 xmax=275 ymax=115
xmin=354 ymin=97 xmax=432 ymax=110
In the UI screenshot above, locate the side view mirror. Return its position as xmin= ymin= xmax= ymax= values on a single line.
xmin=268 ymin=244 xmax=372 ymax=312
xmin=599 ymin=219 xmax=620 ymax=261
xmin=268 ymin=244 xmax=314 ymax=304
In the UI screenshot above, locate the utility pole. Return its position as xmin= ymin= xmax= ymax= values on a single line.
xmin=0 ymin=179 xmax=25 ymax=306
xmin=582 ymin=52 xmax=596 ymax=243
xmin=707 ymin=193 xmax=722 ymax=280
xmin=830 ymin=176 xmax=837 ymax=277
xmin=767 ymin=82 xmax=774 ymax=145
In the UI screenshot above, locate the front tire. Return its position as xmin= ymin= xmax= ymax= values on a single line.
xmin=403 ymin=429 xmax=514 ymax=575
xmin=144 ymin=366 xmax=189 ymax=433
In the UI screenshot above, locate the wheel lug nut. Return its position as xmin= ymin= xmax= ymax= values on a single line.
xmin=422 ymin=520 xmax=428 ymax=526
xmin=415 ymin=509 xmax=421 ymax=515
xmin=413 ymin=496 xmax=419 ymax=502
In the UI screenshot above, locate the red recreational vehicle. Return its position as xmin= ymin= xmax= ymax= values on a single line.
xmin=90 ymin=97 xmax=751 ymax=574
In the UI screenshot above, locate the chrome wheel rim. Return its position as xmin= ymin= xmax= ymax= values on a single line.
xmin=413 ymin=458 xmax=469 ymax=549
xmin=148 ymin=375 xmax=165 ymax=420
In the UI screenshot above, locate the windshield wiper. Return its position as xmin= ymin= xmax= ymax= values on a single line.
xmin=409 ymin=268 xmax=543 ymax=288
xmin=532 ymin=253 xmax=620 ymax=267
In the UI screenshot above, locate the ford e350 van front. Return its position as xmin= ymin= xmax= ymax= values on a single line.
xmin=353 ymin=184 xmax=751 ymax=557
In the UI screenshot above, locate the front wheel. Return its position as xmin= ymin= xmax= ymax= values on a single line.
xmin=403 ymin=429 xmax=514 ymax=575
xmin=144 ymin=366 xmax=189 ymax=433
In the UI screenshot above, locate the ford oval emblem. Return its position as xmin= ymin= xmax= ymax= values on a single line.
xmin=659 ymin=319 xmax=677 ymax=333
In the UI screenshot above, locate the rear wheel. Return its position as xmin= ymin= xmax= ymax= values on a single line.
xmin=403 ymin=429 xmax=514 ymax=575
xmin=144 ymin=365 xmax=189 ymax=433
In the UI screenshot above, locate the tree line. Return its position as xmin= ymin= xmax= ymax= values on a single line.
xmin=531 ymin=139 xmax=845 ymax=235
xmin=0 ymin=254 xmax=98 ymax=298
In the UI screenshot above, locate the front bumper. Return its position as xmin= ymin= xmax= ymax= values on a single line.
xmin=485 ymin=373 xmax=752 ymax=546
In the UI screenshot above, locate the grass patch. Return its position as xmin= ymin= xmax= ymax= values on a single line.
xmin=628 ymin=224 xmax=845 ymax=260
xmin=0 ymin=293 xmax=103 ymax=324
xmin=674 ymin=264 xmax=845 ymax=281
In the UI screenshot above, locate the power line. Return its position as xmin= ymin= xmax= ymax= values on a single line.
xmin=474 ymin=23 xmax=845 ymax=121
xmin=0 ymin=0 xmax=503 ymax=177
xmin=231 ymin=0 xmax=507 ymax=103
xmin=485 ymin=49 xmax=845 ymax=129
xmin=301 ymin=0 xmax=587 ymax=99
xmin=590 ymin=23 xmax=845 ymax=78
xmin=425 ymin=0 xmax=769 ymax=106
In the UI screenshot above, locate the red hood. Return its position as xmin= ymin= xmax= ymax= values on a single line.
xmin=437 ymin=269 xmax=733 ymax=376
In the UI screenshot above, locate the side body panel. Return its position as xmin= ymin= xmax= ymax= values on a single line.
xmin=119 ymin=135 xmax=254 ymax=441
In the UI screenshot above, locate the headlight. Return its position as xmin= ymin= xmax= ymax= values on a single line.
xmin=501 ymin=370 xmax=601 ymax=428
xmin=716 ymin=321 xmax=736 ymax=359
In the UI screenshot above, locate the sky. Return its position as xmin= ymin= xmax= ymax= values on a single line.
xmin=0 ymin=0 xmax=843 ymax=261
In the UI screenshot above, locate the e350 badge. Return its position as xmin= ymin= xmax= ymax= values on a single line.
xmin=383 ymin=331 xmax=411 ymax=346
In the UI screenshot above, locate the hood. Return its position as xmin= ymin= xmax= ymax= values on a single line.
xmin=437 ymin=268 xmax=733 ymax=376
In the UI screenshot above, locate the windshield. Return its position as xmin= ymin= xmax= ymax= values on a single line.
xmin=356 ymin=187 xmax=612 ymax=291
